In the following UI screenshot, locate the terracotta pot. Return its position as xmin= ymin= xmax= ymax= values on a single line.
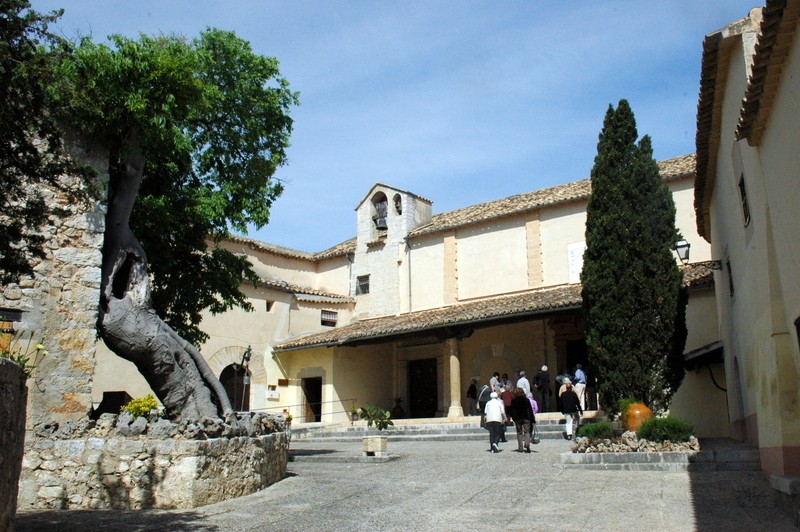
xmin=623 ymin=402 xmax=652 ymax=432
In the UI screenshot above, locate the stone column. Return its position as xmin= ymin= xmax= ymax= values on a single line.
xmin=446 ymin=338 xmax=464 ymax=418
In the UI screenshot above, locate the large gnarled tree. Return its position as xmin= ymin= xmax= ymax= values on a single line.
xmin=51 ymin=30 xmax=298 ymax=420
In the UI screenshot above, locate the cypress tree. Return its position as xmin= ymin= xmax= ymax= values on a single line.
xmin=581 ymin=100 xmax=685 ymax=414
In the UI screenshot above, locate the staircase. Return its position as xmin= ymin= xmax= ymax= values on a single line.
xmin=289 ymin=412 xmax=605 ymax=442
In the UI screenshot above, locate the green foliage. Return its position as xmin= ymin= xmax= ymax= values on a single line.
xmin=617 ymin=397 xmax=639 ymax=416
xmin=121 ymin=394 xmax=159 ymax=419
xmin=581 ymin=100 xmax=687 ymax=416
xmin=359 ymin=403 xmax=394 ymax=431
xmin=0 ymin=0 xmax=95 ymax=284
xmin=50 ymin=28 xmax=298 ymax=344
xmin=576 ymin=421 xmax=614 ymax=440
xmin=637 ymin=417 xmax=693 ymax=442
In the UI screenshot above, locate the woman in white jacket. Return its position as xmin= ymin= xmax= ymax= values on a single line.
xmin=484 ymin=392 xmax=507 ymax=453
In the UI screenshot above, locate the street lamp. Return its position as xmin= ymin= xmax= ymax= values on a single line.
xmin=674 ymin=239 xmax=691 ymax=265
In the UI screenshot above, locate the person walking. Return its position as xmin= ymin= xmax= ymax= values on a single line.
xmin=533 ymin=365 xmax=551 ymax=412
xmin=509 ymin=387 xmax=536 ymax=453
xmin=560 ymin=381 xmax=582 ymax=440
xmin=466 ymin=378 xmax=478 ymax=416
xmin=517 ymin=370 xmax=532 ymax=399
xmin=573 ymin=364 xmax=587 ymax=411
xmin=484 ymin=392 xmax=506 ymax=453
xmin=489 ymin=372 xmax=501 ymax=393
xmin=499 ymin=385 xmax=513 ymax=442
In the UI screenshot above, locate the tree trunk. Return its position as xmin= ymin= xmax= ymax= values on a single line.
xmin=98 ymin=134 xmax=233 ymax=421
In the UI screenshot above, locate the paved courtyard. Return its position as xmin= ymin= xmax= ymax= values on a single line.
xmin=15 ymin=438 xmax=797 ymax=531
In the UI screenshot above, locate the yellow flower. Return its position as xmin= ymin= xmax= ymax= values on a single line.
xmin=41 ymin=350 xmax=48 ymax=356
xmin=35 ymin=343 xmax=45 ymax=350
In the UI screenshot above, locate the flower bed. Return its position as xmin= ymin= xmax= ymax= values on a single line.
xmin=572 ymin=430 xmax=700 ymax=453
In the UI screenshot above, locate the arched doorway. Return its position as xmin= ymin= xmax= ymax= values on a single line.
xmin=220 ymin=364 xmax=251 ymax=411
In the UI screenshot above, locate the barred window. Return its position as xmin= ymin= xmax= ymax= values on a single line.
xmin=356 ymin=275 xmax=370 ymax=295
xmin=321 ymin=310 xmax=338 ymax=327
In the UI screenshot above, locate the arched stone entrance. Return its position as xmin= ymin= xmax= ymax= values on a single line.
xmin=220 ymin=363 xmax=251 ymax=411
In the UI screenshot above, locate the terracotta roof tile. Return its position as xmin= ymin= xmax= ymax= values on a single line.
xmin=254 ymin=277 xmax=353 ymax=301
xmin=409 ymin=154 xmax=695 ymax=238
xmin=695 ymin=10 xmax=763 ymax=240
xmin=737 ymin=0 xmax=800 ymax=144
xmin=274 ymin=284 xmax=583 ymax=352
xmin=226 ymin=234 xmax=356 ymax=261
xmin=274 ymin=260 xmax=713 ymax=352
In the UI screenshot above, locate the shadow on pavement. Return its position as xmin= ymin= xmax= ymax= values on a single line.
xmin=15 ymin=509 xmax=218 ymax=532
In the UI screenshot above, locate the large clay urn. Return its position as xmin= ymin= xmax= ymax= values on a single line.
xmin=623 ymin=402 xmax=653 ymax=432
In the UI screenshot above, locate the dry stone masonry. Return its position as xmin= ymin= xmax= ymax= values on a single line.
xmin=0 ymin=137 xmax=108 ymax=429
xmin=18 ymin=412 xmax=289 ymax=510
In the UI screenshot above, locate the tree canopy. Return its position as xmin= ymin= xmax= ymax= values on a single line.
xmin=51 ymin=28 xmax=299 ymax=344
xmin=0 ymin=0 xmax=93 ymax=284
xmin=581 ymin=100 xmax=686 ymax=415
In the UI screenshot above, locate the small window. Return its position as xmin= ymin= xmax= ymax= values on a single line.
xmin=738 ymin=174 xmax=751 ymax=227
xmin=266 ymin=300 xmax=274 ymax=312
xmin=356 ymin=275 xmax=370 ymax=295
xmin=321 ymin=310 xmax=338 ymax=327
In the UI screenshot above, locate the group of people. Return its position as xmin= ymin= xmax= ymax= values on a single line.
xmin=466 ymin=365 xmax=589 ymax=450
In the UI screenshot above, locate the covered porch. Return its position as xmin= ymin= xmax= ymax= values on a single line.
xmin=273 ymin=284 xmax=600 ymax=423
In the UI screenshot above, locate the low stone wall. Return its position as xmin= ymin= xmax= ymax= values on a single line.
xmin=0 ymin=360 xmax=27 ymax=531
xmin=18 ymin=431 xmax=289 ymax=509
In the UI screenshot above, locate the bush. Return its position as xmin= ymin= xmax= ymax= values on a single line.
xmin=617 ymin=397 xmax=639 ymax=416
xmin=121 ymin=394 xmax=159 ymax=419
xmin=577 ymin=421 xmax=613 ymax=439
xmin=358 ymin=403 xmax=394 ymax=431
xmin=637 ymin=417 xmax=693 ymax=442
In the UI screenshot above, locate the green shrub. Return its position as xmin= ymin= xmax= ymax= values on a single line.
xmin=617 ymin=397 xmax=639 ymax=416
xmin=637 ymin=417 xmax=693 ymax=442
xmin=577 ymin=421 xmax=613 ymax=439
xmin=121 ymin=394 xmax=159 ymax=419
xmin=358 ymin=403 xmax=394 ymax=431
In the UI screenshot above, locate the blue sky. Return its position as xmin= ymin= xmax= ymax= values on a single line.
xmin=33 ymin=1 xmax=757 ymax=252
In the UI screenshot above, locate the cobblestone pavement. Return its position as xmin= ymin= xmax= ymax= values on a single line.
xmin=15 ymin=438 xmax=798 ymax=531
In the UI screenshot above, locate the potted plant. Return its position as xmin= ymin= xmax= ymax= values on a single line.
xmin=359 ymin=403 xmax=393 ymax=456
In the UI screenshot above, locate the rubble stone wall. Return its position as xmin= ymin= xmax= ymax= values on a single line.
xmin=0 ymin=136 xmax=108 ymax=429
xmin=18 ymin=431 xmax=289 ymax=510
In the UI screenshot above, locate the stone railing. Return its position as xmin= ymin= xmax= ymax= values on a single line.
xmin=18 ymin=412 xmax=289 ymax=510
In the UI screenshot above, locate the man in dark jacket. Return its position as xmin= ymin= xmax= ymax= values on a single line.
xmin=533 ymin=365 xmax=551 ymax=412
xmin=560 ymin=380 xmax=582 ymax=440
xmin=508 ymin=388 xmax=536 ymax=452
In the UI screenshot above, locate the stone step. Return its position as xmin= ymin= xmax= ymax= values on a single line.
xmin=561 ymin=448 xmax=762 ymax=471
xmin=290 ymin=421 xmax=578 ymax=442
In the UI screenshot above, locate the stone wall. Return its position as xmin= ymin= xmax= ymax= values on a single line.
xmin=18 ymin=431 xmax=289 ymax=510
xmin=0 ymin=136 xmax=108 ymax=429
xmin=0 ymin=360 xmax=27 ymax=532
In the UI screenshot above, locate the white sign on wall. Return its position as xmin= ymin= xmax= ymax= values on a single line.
xmin=568 ymin=241 xmax=586 ymax=284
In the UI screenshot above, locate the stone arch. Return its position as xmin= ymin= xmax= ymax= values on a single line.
xmin=469 ymin=343 xmax=523 ymax=385
xmin=371 ymin=191 xmax=388 ymax=229
xmin=208 ymin=345 xmax=267 ymax=384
